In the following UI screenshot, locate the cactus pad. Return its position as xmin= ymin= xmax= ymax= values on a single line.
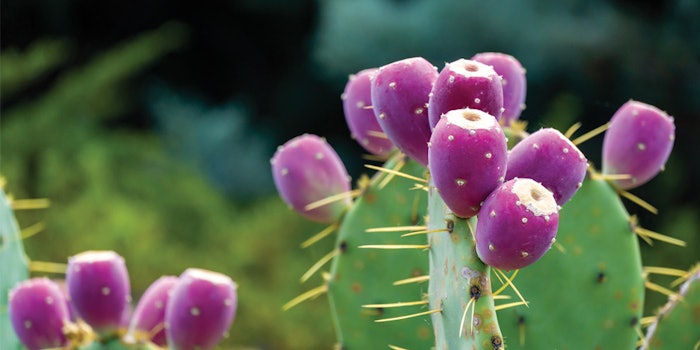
xmin=326 ymin=155 xmax=433 ymax=349
xmin=641 ymin=265 xmax=700 ymax=349
xmin=0 ymin=187 xmax=30 ymax=350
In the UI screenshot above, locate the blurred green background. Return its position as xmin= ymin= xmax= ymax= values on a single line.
xmin=1 ymin=0 xmax=698 ymax=349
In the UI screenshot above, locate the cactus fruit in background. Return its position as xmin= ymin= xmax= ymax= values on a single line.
xmin=428 ymin=108 xmax=508 ymax=218
xmin=602 ymin=100 xmax=675 ymax=190
xmin=471 ymin=52 xmax=527 ymax=125
xmin=641 ymin=265 xmax=700 ymax=349
xmin=0 ymin=186 xmax=30 ymax=350
xmin=66 ymin=250 xmax=132 ymax=336
xmin=8 ymin=278 xmax=71 ymax=350
xmin=126 ymin=275 xmax=178 ymax=346
xmin=427 ymin=58 xmax=504 ymax=130
xmin=475 ymin=178 xmax=559 ymax=270
xmin=271 ymin=134 xmax=352 ymax=223
xmin=165 ymin=268 xmax=238 ymax=350
xmin=505 ymin=128 xmax=588 ymax=206
xmin=370 ymin=57 xmax=438 ymax=167
xmin=342 ymin=68 xmax=395 ymax=157
xmin=5 ymin=248 xmax=236 ymax=349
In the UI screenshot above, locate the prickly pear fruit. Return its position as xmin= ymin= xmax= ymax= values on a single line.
xmin=427 ymin=58 xmax=503 ymax=130
xmin=342 ymin=68 xmax=394 ymax=157
xmin=428 ymin=108 xmax=508 ymax=218
xmin=602 ymin=100 xmax=675 ymax=190
xmin=271 ymin=134 xmax=351 ymax=223
xmin=66 ymin=250 xmax=131 ymax=335
xmin=471 ymin=52 xmax=526 ymax=125
xmin=165 ymin=268 xmax=237 ymax=350
xmin=8 ymin=278 xmax=70 ymax=350
xmin=126 ymin=275 xmax=178 ymax=346
xmin=475 ymin=178 xmax=559 ymax=270
xmin=370 ymin=56 xmax=438 ymax=166
xmin=505 ymin=128 xmax=587 ymax=206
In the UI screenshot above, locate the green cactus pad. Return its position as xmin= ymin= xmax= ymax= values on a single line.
xmin=0 ymin=187 xmax=30 ymax=350
xmin=641 ymin=265 xmax=700 ymax=349
xmin=327 ymin=154 xmax=434 ymax=349
xmin=497 ymin=175 xmax=645 ymax=348
xmin=427 ymin=183 xmax=504 ymax=349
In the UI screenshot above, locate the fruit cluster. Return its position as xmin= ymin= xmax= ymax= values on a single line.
xmin=272 ymin=53 xmax=675 ymax=272
xmin=8 ymin=250 xmax=237 ymax=350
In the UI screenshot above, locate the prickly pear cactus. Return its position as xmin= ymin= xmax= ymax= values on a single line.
xmin=0 ymin=187 xmax=29 ymax=350
xmin=327 ymin=154 xmax=434 ymax=349
xmin=277 ymin=53 xmax=688 ymax=350
xmin=641 ymin=264 xmax=700 ymax=349
xmin=497 ymin=174 xmax=645 ymax=349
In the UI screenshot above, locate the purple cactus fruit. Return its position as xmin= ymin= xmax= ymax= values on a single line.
xmin=52 ymin=279 xmax=77 ymax=321
xmin=475 ymin=178 xmax=559 ymax=270
xmin=271 ymin=134 xmax=351 ymax=223
xmin=602 ymin=100 xmax=675 ymax=190
xmin=427 ymin=58 xmax=504 ymax=130
xmin=370 ymin=57 xmax=438 ymax=166
xmin=66 ymin=250 xmax=131 ymax=335
xmin=471 ymin=52 xmax=527 ymax=125
xmin=428 ymin=108 xmax=508 ymax=218
xmin=165 ymin=268 xmax=237 ymax=350
xmin=505 ymin=128 xmax=587 ymax=206
xmin=127 ymin=276 xmax=178 ymax=346
xmin=8 ymin=278 xmax=71 ymax=350
xmin=342 ymin=68 xmax=394 ymax=157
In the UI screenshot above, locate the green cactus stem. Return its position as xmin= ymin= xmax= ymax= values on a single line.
xmin=427 ymin=181 xmax=504 ymax=349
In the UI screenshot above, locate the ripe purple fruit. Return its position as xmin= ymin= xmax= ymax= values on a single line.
xmin=427 ymin=58 xmax=504 ymax=130
xmin=602 ymin=100 xmax=675 ymax=190
xmin=271 ymin=134 xmax=351 ymax=223
xmin=428 ymin=108 xmax=508 ymax=218
xmin=127 ymin=276 xmax=178 ymax=346
xmin=505 ymin=128 xmax=587 ymax=206
xmin=9 ymin=278 xmax=70 ymax=350
xmin=66 ymin=250 xmax=131 ymax=335
xmin=370 ymin=57 xmax=438 ymax=166
xmin=165 ymin=268 xmax=237 ymax=350
xmin=342 ymin=68 xmax=394 ymax=157
xmin=471 ymin=52 xmax=527 ymax=125
xmin=476 ymin=178 xmax=559 ymax=270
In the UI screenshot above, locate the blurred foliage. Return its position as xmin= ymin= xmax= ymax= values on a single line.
xmin=147 ymin=85 xmax=275 ymax=198
xmin=0 ymin=38 xmax=73 ymax=99
xmin=1 ymin=22 xmax=336 ymax=349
